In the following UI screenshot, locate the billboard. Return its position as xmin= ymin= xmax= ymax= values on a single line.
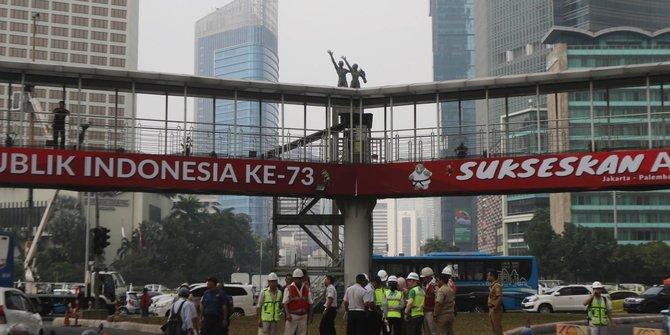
xmin=0 ymin=147 xmax=669 ymax=198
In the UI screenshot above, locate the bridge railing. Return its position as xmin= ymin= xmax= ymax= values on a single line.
xmin=2 ymin=105 xmax=670 ymax=163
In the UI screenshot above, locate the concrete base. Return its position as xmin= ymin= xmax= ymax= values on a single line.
xmin=337 ymin=197 xmax=376 ymax=286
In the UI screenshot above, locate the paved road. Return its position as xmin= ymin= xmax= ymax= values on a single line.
xmin=536 ymin=321 xmax=664 ymax=334
xmin=45 ymin=326 xmax=156 ymax=335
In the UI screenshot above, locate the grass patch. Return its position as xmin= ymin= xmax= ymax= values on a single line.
xmin=227 ymin=312 xmax=586 ymax=335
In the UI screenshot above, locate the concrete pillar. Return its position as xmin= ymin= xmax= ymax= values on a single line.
xmin=337 ymin=197 xmax=376 ymax=286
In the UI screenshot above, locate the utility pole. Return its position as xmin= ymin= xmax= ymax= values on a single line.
xmin=93 ymin=192 xmax=101 ymax=309
xmin=612 ymin=191 xmax=618 ymax=240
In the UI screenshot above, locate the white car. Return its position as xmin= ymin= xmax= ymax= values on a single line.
xmin=150 ymin=294 xmax=176 ymax=317
xmin=522 ymin=285 xmax=608 ymax=313
xmin=144 ymin=284 xmax=167 ymax=293
xmin=190 ymin=283 xmax=256 ymax=317
xmin=0 ymin=288 xmax=44 ymax=335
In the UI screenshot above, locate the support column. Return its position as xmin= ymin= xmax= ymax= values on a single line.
xmin=337 ymin=197 xmax=376 ymax=286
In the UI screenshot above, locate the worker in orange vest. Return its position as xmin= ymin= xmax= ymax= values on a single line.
xmin=282 ymin=269 xmax=313 ymax=335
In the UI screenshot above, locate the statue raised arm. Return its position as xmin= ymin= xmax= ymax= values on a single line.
xmin=341 ymin=56 xmax=366 ymax=88
xmin=327 ymin=50 xmax=349 ymax=88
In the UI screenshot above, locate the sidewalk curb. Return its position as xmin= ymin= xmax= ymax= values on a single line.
xmin=504 ymin=315 xmax=663 ymax=335
xmin=52 ymin=317 xmax=162 ymax=334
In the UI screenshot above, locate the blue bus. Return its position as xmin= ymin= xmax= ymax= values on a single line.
xmin=0 ymin=231 xmax=14 ymax=288
xmin=372 ymin=252 xmax=538 ymax=311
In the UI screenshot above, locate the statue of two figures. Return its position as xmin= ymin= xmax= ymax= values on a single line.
xmin=328 ymin=50 xmax=367 ymax=88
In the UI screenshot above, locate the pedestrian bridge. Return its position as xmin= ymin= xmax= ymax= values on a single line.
xmin=1 ymin=60 xmax=670 ymax=198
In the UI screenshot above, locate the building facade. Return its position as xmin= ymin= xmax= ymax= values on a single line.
xmin=194 ymin=0 xmax=278 ymax=236
xmin=553 ymin=0 xmax=670 ymax=32
xmin=0 ymin=0 xmax=139 ymax=150
xmin=430 ymin=0 xmax=477 ymax=251
xmin=544 ymin=27 xmax=670 ymax=245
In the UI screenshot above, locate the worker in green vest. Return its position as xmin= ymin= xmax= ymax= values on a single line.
xmin=404 ymin=272 xmax=425 ymax=335
xmin=257 ymin=272 xmax=283 ymax=335
xmin=370 ymin=274 xmax=387 ymax=335
xmin=583 ymin=281 xmax=613 ymax=335
xmin=384 ymin=275 xmax=405 ymax=335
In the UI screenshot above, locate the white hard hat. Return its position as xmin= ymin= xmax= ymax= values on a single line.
xmin=420 ymin=267 xmax=434 ymax=278
xmin=592 ymin=281 xmax=604 ymax=289
xmin=267 ymin=272 xmax=278 ymax=281
xmin=292 ymin=269 xmax=304 ymax=278
xmin=387 ymin=275 xmax=398 ymax=283
xmin=407 ymin=272 xmax=420 ymax=281
xmin=442 ymin=265 xmax=454 ymax=276
xmin=377 ymin=269 xmax=388 ymax=282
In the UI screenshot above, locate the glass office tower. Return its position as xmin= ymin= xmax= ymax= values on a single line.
xmin=194 ymin=0 xmax=278 ymax=236
xmin=545 ymin=27 xmax=670 ymax=245
xmin=430 ymin=0 xmax=477 ymax=250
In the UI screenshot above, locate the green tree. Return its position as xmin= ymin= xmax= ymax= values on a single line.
xmin=112 ymin=197 xmax=262 ymax=287
xmin=422 ymin=238 xmax=459 ymax=254
xmin=524 ymin=209 xmax=561 ymax=279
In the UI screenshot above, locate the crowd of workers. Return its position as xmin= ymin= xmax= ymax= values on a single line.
xmin=252 ymin=266 xmax=503 ymax=335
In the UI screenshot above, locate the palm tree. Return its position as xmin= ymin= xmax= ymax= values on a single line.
xmin=170 ymin=195 xmax=205 ymax=222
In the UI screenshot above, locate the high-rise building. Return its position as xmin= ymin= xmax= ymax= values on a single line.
xmin=553 ymin=0 xmax=670 ymax=32
xmin=372 ymin=199 xmax=394 ymax=256
xmin=473 ymin=0 xmax=553 ymax=254
xmin=0 ymin=0 xmax=139 ymax=150
xmin=473 ymin=0 xmax=670 ymax=253
xmin=544 ymin=27 xmax=670 ymax=245
xmin=395 ymin=210 xmax=419 ymax=256
xmin=430 ymin=0 xmax=477 ymax=251
xmin=194 ymin=0 xmax=278 ymax=236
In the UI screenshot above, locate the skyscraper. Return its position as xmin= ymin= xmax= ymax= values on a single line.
xmin=0 ymin=0 xmax=139 ymax=150
xmin=194 ymin=0 xmax=278 ymax=236
xmin=430 ymin=0 xmax=477 ymax=251
xmin=474 ymin=0 xmax=670 ymax=253
xmin=544 ymin=26 xmax=670 ymax=245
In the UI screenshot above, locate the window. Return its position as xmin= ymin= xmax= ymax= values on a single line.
xmin=110 ymin=33 xmax=125 ymax=43
xmin=10 ymin=22 xmax=28 ymax=32
xmin=71 ymin=29 xmax=88 ymax=39
xmin=30 ymin=50 xmax=47 ymax=60
xmin=0 ymin=8 xmax=6 ymax=17
xmin=109 ymin=58 xmax=125 ymax=67
xmin=92 ymin=0 xmax=109 ymax=3
xmin=111 ymin=8 xmax=126 ymax=18
xmin=9 ymin=35 xmax=27 ymax=45
xmin=92 ymin=6 xmax=108 ymax=16
xmin=572 ymin=287 xmax=591 ymax=296
xmin=71 ymin=41 xmax=87 ymax=51
xmin=558 ymin=287 xmax=575 ymax=296
xmin=50 ymin=52 xmax=67 ymax=62
xmin=8 ymin=48 xmax=27 ymax=58
xmin=51 ymin=1 xmax=70 ymax=12
xmin=32 ymin=0 xmax=49 ymax=9
xmin=110 ymin=21 xmax=126 ymax=31
xmin=35 ymin=25 xmax=48 ymax=35
xmin=32 ymin=37 xmax=48 ymax=47
xmin=91 ymin=19 xmax=107 ymax=29
xmin=89 ymin=93 xmax=107 ymax=103
xmin=112 ymin=0 xmax=127 ymax=6
xmin=10 ymin=9 xmax=28 ymax=19
xmin=91 ymin=31 xmax=107 ymax=41
xmin=72 ymin=4 xmax=89 ymax=14
xmin=90 ymin=43 xmax=107 ymax=53
xmin=89 ymin=106 xmax=105 ymax=115
xmin=11 ymin=0 xmax=28 ymax=6
xmin=109 ymin=45 xmax=125 ymax=55
xmin=90 ymin=56 xmax=107 ymax=66
xmin=108 ymin=95 xmax=124 ymax=104
xmin=52 ymin=14 xmax=69 ymax=24
xmin=50 ymin=39 xmax=68 ymax=49
xmin=51 ymin=27 xmax=68 ymax=37
xmin=70 ymin=54 xmax=87 ymax=64
xmin=72 ymin=16 xmax=89 ymax=27
xmin=149 ymin=205 xmax=161 ymax=222
xmin=5 ymin=292 xmax=25 ymax=310
xmin=223 ymin=287 xmax=247 ymax=296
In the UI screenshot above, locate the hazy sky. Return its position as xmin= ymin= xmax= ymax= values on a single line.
xmin=136 ymin=0 xmax=434 ymax=129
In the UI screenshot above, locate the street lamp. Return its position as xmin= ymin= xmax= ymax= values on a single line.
xmin=31 ymin=13 xmax=40 ymax=62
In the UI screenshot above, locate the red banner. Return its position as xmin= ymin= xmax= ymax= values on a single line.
xmin=0 ymin=147 xmax=669 ymax=197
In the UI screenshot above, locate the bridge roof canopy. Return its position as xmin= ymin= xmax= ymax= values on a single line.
xmin=2 ymin=59 xmax=670 ymax=108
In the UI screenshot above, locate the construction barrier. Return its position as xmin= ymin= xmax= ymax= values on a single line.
xmin=555 ymin=324 xmax=588 ymax=335
xmin=633 ymin=327 xmax=666 ymax=335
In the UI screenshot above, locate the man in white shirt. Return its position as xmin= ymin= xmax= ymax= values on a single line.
xmin=344 ymin=274 xmax=369 ymax=335
xmin=319 ymin=275 xmax=338 ymax=335
xmin=283 ymin=269 xmax=313 ymax=335
xmin=171 ymin=288 xmax=199 ymax=335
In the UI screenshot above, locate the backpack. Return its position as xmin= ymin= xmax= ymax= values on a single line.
xmin=162 ymin=300 xmax=186 ymax=335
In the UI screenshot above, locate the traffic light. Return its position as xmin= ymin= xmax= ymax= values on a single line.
xmin=91 ymin=227 xmax=111 ymax=255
